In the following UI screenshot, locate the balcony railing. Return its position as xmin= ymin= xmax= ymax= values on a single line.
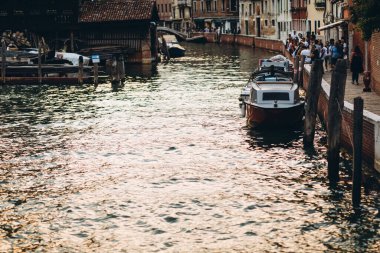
xmin=315 ymin=0 xmax=326 ymax=8
xmin=178 ymin=0 xmax=191 ymax=7
xmin=290 ymin=6 xmax=307 ymax=13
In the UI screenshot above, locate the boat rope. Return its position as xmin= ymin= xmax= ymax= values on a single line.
xmin=336 ymin=97 xmax=354 ymax=148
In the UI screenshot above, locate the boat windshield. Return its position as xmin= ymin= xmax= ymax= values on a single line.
xmin=262 ymin=92 xmax=290 ymax=101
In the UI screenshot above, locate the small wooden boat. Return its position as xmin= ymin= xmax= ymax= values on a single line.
xmin=186 ymin=35 xmax=207 ymax=43
xmin=241 ymin=63 xmax=304 ymax=128
xmin=162 ymin=35 xmax=186 ymax=58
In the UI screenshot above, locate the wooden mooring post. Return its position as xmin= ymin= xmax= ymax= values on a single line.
xmin=117 ymin=54 xmax=125 ymax=85
xmin=78 ymin=56 xmax=84 ymax=85
xmin=298 ymin=55 xmax=306 ymax=87
xmin=293 ymin=55 xmax=300 ymax=84
xmin=352 ymin=97 xmax=364 ymax=208
xmin=303 ymin=59 xmax=323 ymax=148
xmin=38 ymin=39 xmax=42 ymax=84
xmin=327 ymin=59 xmax=347 ymax=184
xmin=111 ymin=55 xmax=120 ymax=90
xmin=70 ymin=32 xmax=74 ymax=53
xmin=1 ymin=39 xmax=6 ymax=84
xmin=93 ymin=63 xmax=99 ymax=87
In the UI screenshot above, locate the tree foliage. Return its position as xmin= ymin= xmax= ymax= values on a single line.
xmin=350 ymin=0 xmax=380 ymax=40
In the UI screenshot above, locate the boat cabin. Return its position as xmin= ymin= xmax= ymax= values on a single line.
xmin=249 ymin=73 xmax=300 ymax=107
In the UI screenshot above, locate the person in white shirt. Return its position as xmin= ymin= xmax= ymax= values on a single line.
xmin=341 ymin=37 xmax=348 ymax=59
xmin=300 ymin=37 xmax=309 ymax=48
xmin=300 ymin=46 xmax=311 ymax=64
xmin=291 ymin=31 xmax=297 ymax=40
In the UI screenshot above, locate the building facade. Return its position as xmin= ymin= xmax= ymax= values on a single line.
xmin=240 ymin=0 xmax=255 ymax=36
xmin=240 ymin=0 xmax=280 ymax=39
xmin=172 ymin=0 xmax=192 ymax=32
xmin=306 ymin=0 xmax=325 ymax=40
xmin=276 ymin=0 xmax=292 ymax=42
xmin=291 ymin=0 xmax=308 ymax=35
xmin=157 ymin=0 xmax=173 ymax=28
xmin=192 ymin=0 xmax=240 ymax=33
xmin=318 ymin=0 xmax=348 ymax=43
xmin=259 ymin=0 xmax=277 ymax=39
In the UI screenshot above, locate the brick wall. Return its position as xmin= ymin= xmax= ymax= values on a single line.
xmin=220 ymin=34 xmax=236 ymax=44
xmin=191 ymin=32 xmax=218 ymax=43
xmin=254 ymin=37 xmax=285 ymax=54
xmin=204 ymin=32 xmax=217 ymax=43
xmin=302 ymin=66 xmax=375 ymax=167
xmin=190 ymin=33 xmax=285 ymax=51
xmin=236 ymin=35 xmax=255 ymax=47
xmin=370 ymin=32 xmax=380 ymax=95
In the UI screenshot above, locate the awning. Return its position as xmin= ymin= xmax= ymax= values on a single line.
xmin=318 ymin=20 xmax=347 ymax=32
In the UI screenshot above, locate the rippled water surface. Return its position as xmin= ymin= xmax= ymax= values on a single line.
xmin=1 ymin=43 xmax=379 ymax=252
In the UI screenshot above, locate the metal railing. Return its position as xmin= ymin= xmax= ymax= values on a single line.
xmin=178 ymin=0 xmax=191 ymax=7
xmin=315 ymin=0 xmax=326 ymax=8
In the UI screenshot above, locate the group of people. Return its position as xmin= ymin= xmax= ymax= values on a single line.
xmin=1 ymin=30 xmax=31 ymax=50
xmin=286 ymin=31 xmax=364 ymax=85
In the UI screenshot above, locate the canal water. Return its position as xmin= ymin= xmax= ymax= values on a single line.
xmin=0 ymin=43 xmax=379 ymax=252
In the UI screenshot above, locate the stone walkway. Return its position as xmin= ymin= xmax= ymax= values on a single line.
xmin=322 ymin=69 xmax=380 ymax=116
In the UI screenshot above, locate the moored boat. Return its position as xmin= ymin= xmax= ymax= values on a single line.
xmin=162 ymin=35 xmax=186 ymax=58
xmin=186 ymin=35 xmax=207 ymax=43
xmin=241 ymin=64 xmax=304 ymax=128
xmin=239 ymin=55 xmax=292 ymax=117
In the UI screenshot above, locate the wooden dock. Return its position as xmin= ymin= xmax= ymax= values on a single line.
xmin=0 ymin=64 xmax=95 ymax=85
xmin=4 ymin=64 xmax=92 ymax=76
xmin=1 ymin=76 xmax=96 ymax=85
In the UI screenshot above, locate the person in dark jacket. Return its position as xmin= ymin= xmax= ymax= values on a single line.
xmin=350 ymin=46 xmax=364 ymax=85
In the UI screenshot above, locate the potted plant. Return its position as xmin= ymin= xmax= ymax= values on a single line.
xmin=363 ymin=71 xmax=371 ymax=92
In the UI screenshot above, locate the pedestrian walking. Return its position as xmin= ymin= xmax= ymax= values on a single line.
xmin=300 ymin=44 xmax=311 ymax=64
xmin=323 ymin=41 xmax=331 ymax=71
xmin=310 ymin=44 xmax=320 ymax=64
xmin=350 ymin=46 xmax=364 ymax=85
xmin=330 ymin=41 xmax=341 ymax=69
xmin=341 ymin=37 xmax=348 ymax=59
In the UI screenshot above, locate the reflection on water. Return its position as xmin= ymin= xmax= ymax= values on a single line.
xmin=0 ymin=43 xmax=379 ymax=252
xmin=125 ymin=63 xmax=159 ymax=79
xmin=246 ymin=126 xmax=304 ymax=150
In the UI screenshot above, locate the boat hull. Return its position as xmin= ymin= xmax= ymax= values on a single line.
xmin=168 ymin=45 xmax=185 ymax=58
xmin=246 ymin=102 xmax=305 ymax=128
xmin=186 ymin=36 xmax=207 ymax=43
